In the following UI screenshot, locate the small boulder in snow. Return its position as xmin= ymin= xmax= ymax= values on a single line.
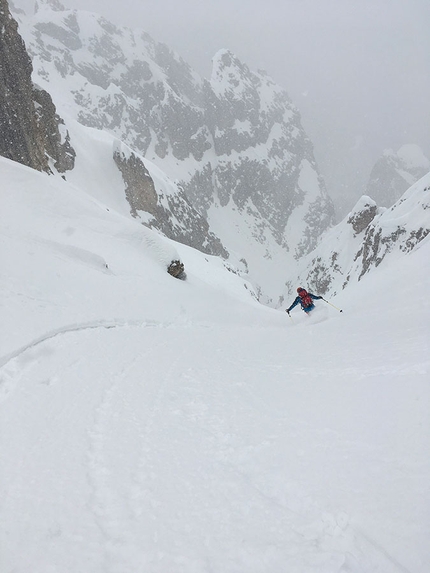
xmin=167 ymin=260 xmax=186 ymax=280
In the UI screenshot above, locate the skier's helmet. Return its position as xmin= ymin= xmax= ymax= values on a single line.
xmin=297 ymin=287 xmax=303 ymax=293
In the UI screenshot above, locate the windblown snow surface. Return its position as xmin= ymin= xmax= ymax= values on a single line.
xmin=1 ymin=156 xmax=429 ymax=573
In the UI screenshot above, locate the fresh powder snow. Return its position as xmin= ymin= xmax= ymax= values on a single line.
xmin=1 ymin=153 xmax=429 ymax=573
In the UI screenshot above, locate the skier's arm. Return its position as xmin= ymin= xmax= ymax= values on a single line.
xmin=310 ymin=293 xmax=322 ymax=300
xmin=287 ymin=296 xmax=300 ymax=312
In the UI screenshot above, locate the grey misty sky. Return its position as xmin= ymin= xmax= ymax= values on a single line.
xmin=35 ymin=0 xmax=430 ymax=214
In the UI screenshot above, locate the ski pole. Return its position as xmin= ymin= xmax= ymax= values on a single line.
xmin=286 ymin=310 xmax=294 ymax=323
xmin=322 ymin=298 xmax=343 ymax=312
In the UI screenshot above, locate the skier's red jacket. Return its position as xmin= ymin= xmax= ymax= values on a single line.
xmin=287 ymin=289 xmax=322 ymax=313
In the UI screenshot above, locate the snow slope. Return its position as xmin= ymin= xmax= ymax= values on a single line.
xmin=292 ymin=173 xmax=430 ymax=299
xmin=1 ymin=156 xmax=429 ymax=572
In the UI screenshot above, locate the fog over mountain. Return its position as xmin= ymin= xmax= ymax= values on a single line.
xmin=14 ymin=0 xmax=430 ymax=219
xmin=1 ymin=3 xmax=430 ymax=570
xmin=366 ymin=144 xmax=430 ymax=208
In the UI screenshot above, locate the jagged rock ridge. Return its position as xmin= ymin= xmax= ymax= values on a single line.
xmin=0 ymin=0 xmax=75 ymax=173
xmin=290 ymin=174 xmax=430 ymax=298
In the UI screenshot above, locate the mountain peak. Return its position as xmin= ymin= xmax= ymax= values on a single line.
xmin=210 ymin=48 xmax=258 ymax=97
xmin=212 ymin=48 xmax=243 ymax=70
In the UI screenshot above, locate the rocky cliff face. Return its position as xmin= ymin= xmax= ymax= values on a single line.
xmin=0 ymin=0 xmax=74 ymax=173
xmin=290 ymin=174 xmax=430 ymax=298
xmin=203 ymin=50 xmax=334 ymax=258
xmin=366 ymin=144 xmax=430 ymax=208
xmin=11 ymin=1 xmax=334 ymax=299
xmin=113 ymin=142 xmax=227 ymax=256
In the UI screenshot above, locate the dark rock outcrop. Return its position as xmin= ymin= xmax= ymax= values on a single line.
xmin=113 ymin=147 xmax=158 ymax=217
xmin=32 ymin=84 xmax=75 ymax=172
xmin=347 ymin=197 xmax=378 ymax=235
xmin=167 ymin=260 xmax=186 ymax=280
xmin=0 ymin=0 xmax=75 ymax=173
xmin=113 ymin=143 xmax=228 ymax=257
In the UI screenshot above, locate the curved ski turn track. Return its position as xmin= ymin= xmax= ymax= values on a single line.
xmin=1 ymin=312 xmax=428 ymax=573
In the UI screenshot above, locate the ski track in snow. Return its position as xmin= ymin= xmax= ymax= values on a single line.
xmin=92 ymin=334 xmax=401 ymax=571
xmin=0 ymin=318 xmax=426 ymax=572
xmin=85 ymin=349 xmax=150 ymax=572
xmin=84 ymin=329 xmax=204 ymax=572
xmin=0 ymin=319 xmax=155 ymax=369
xmin=0 ymin=319 xmax=183 ymax=405
xmin=220 ymin=357 xmax=415 ymax=573
xmin=352 ymin=528 xmax=413 ymax=573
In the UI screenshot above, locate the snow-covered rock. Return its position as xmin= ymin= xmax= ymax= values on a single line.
xmin=290 ymin=173 xmax=430 ymax=297
xmin=112 ymin=139 xmax=227 ymax=256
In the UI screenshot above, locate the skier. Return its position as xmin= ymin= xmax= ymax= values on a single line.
xmin=286 ymin=287 xmax=322 ymax=316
